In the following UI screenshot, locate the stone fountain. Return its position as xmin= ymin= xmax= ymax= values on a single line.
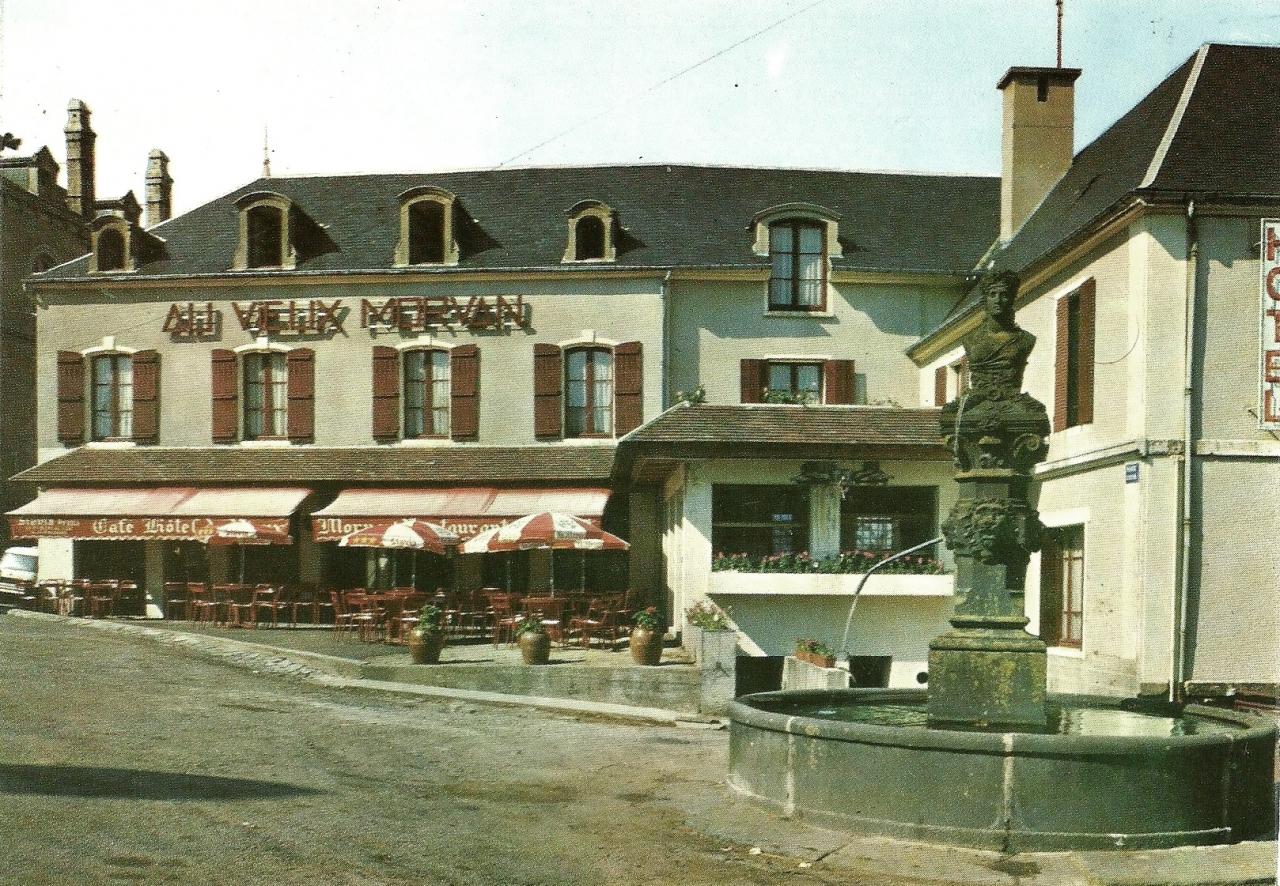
xmin=728 ymin=270 xmax=1276 ymax=851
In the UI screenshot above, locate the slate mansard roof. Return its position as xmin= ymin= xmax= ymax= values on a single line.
xmin=13 ymin=446 xmax=617 ymax=486
xmin=38 ymin=164 xmax=999 ymax=281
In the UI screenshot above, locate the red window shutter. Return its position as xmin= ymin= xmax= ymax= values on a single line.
xmin=371 ymin=345 xmax=400 ymax=441
xmin=739 ymin=359 xmax=766 ymax=403
xmin=934 ymin=366 xmax=948 ymax=406
xmin=823 ymin=359 xmax=855 ymax=404
xmin=614 ymin=341 xmax=643 ymax=435
xmin=56 ymin=350 xmax=85 ymax=444
xmin=1077 ymin=278 xmax=1096 ymax=425
xmin=211 ymin=349 xmax=239 ymax=442
xmin=451 ymin=344 xmax=480 ymax=441
xmin=533 ymin=343 xmax=563 ymax=440
xmin=1053 ymin=296 xmax=1070 ymax=432
xmin=131 ymin=350 xmax=161 ymax=443
xmin=286 ymin=348 xmax=315 ymax=443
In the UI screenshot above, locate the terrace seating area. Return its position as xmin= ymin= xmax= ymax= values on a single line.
xmin=14 ymin=579 xmax=651 ymax=652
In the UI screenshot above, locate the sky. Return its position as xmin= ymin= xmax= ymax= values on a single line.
xmin=0 ymin=0 xmax=1276 ymax=217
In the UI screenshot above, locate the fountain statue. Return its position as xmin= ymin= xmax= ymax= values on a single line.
xmin=727 ymin=269 xmax=1276 ymax=851
xmin=929 ymin=269 xmax=1051 ymax=728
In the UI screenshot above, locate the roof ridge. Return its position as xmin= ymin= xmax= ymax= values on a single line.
xmin=259 ymin=161 xmax=998 ymax=182
xmin=1139 ymin=44 xmax=1211 ymax=189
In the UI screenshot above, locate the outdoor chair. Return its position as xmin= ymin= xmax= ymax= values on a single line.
xmin=226 ymin=586 xmax=257 ymax=628
xmin=488 ymin=593 xmax=523 ymax=646
xmin=85 ymin=581 xmax=118 ymax=618
xmin=521 ymin=596 xmax=566 ymax=645
xmin=569 ymin=598 xmax=629 ymax=651
xmin=251 ymin=584 xmax=286 ymax=628
xmin=163 ymin=582 xmax=190 ymax=620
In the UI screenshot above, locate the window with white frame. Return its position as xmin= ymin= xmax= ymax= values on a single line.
xmin=564 ymin=347 xmax=613 ymax=437
xmin=768 ymin=221 xmax=826 ymax=310
xmin=243 ymin=351 xmax=288 ymax=439
xmin=91 ymin=353 xmax=133 ymax=440
xmin=403 ymin=349 xmax=451 ymax=438
xmin=1040 ymin=525 xmax=1084 ymax=647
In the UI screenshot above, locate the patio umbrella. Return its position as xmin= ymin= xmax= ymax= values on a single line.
xmin=202 ymin=520 xmax=293 ymax=584
xmin=338 ymin=519 xmax=459 ymax=555
xmin=461 ymin=512 xmax=628 ymax=596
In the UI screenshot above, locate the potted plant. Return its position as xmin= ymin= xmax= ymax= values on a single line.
xmin=795 ymin=638 xmax=836 ymax=669
xmin=516 ymin=615 xmax=551 ymax=665
xmin=684 ymin=600 xmax=735 ymax=665
xmin=407 ymin=604 xmax=446 ymax=665
xmin=630 ymin=606 xmax=664 ymax=666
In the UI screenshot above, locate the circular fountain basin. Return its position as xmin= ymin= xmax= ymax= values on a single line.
xmin=729 ymin=688 xmax=1276 ymax=852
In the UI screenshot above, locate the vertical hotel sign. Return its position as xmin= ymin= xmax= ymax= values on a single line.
xmin=1262 ymin=219 xmax=1280 ymax=428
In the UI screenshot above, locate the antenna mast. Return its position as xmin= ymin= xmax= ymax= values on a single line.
xmin=262 ymin=127 xmax=272 ymax=178
xmin=1056 ymin=0 xmax=1064 ymax=67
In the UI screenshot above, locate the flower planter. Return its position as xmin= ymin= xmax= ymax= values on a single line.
xmin=796 ymin=649 xmax=836 ymax=669
xmin=519 ymin=631 xmax=551 ymax=665
xmin=406 ymin=628 xmax=445 ymax=665
xmin=630 ymin=627 xmax=663 ymax=666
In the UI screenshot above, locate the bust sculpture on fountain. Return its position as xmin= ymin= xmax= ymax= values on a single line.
xmin=930 ymin=268 xmax=1052 ymax=728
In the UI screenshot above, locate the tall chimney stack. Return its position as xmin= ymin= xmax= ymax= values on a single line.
xmin=64 ymin=99 xmax=96 ymax=219
xmin=145 ymin=149 xmax=173 ymax=227
xmin=997 ymin=67 xmax=1080 ymax=241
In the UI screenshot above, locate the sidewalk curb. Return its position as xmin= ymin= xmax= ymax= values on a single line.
xmin=5 ymin=610 xmax=723 ymax=729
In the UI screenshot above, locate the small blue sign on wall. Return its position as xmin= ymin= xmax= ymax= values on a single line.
xmin=1125 ymin=462 xmax=1140 ymax=484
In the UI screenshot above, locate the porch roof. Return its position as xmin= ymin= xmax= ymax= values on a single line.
xmin=613 ymin=403 xmax=948 ymax=485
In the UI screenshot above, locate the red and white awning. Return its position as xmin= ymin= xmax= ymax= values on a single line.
xmin=311 ymin=487 xmax=609 ymax=542
xmin=6 ymin=487 xmax=308 ymax=545
xmin=460 ymin=512 xmax=629 ymax=554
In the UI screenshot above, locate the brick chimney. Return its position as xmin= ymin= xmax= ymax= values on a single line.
xmin=64 ymin=98 xmax=96 ymax=219
xmin=997 ymin=67 xmax=1080 ymax=241
xmin=145 ymin=149 xmax=172 ymax=227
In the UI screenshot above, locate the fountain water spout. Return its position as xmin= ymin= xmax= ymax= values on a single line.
xmin=838 ymin=535 xmax=944 ymax=658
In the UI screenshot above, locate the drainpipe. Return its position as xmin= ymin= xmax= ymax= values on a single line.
xmin=660 ymin=269 xmax=672 ymax=408
xmin=1171 ymin=199 xmax=1198 ymax=703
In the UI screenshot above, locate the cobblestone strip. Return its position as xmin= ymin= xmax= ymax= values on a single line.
xmin=6 ymin=610 xmax=327 ymax=680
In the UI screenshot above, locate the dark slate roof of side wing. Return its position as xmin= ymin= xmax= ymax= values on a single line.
xmin=38 ymin=165 xmax=998 ymax=280
xmin=11 ymin=446 xmax=616 ymax=485
xmin=621 ymin=403 xmax=946 ymax=446
xmin=922 ymin=43 xmax=1280 ymax=345
xmin=1143 ymin=44 xmax=1280 ymax=197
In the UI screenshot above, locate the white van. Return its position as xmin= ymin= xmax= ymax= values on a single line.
xmin=0 ymin=546 xmax=37 ymax=607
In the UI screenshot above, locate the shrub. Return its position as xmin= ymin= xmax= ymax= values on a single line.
xmin=515 ymin=615 xmax=546 ymax=637
xmin=632 ymin=606 xmax=663 ymax=631
xmin=685 ymin=601 xmax=730 ymax=632
xmin=711 ymin=549 xmax=946 ymax=575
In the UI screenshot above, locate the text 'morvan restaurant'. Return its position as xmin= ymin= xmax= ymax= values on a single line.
xmin=12 ymin=44 xmax=1279 ymax=699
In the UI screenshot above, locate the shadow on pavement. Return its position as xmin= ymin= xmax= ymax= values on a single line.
xmin=0 ymin=764 xmax=323 ymax=801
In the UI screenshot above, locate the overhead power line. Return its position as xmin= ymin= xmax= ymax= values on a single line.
xmin=494 ymin=0 xmax=830 ymax=168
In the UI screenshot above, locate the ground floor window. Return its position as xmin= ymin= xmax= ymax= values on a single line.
xmin=1040 ymin=524 xmax=1084 ymax=647
xmin=163 ymin=542 xmax=210 ymax=585
xmin=481 ymin=551 xmax=530 ymax=593
xmin=360 ymin=549 xmax=454 ymax=592
xmin=75 ymin=540 xmax=145 ymax=583
xmin=551 ymin=549 xmax=629 ymax=593
xmin=712 ymin=484 xmax=809 ymax=557
xmin=840 ymin=486 xmax=937 ymax=554
xmin=234 ymin=544 xmax=298 ymax=586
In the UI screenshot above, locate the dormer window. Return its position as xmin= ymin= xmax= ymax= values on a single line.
xmin=395 ymin=187 xmax=459 ymax=267
xmin=89 ymin=218 xmax=134 ymax=273
xmin=247 ymin=204 xmax=284 ymax=268
xmin=563 ymin=201 xmax=616 ymax=263
xmin=233 ymin=192 xmax=297 ymax=270
xmin=751 ymin=203 xmax=841 ymax=313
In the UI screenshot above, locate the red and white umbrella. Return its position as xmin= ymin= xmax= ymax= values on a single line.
xmin=203 ymin=519 xmax=292 ymax=546
xmin=461 ymin=512 xmax=628 ymax=554
xmin=338 ymin=519 xmax=459 ymax=554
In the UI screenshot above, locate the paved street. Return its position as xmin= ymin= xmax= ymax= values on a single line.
xmin=0 ymin=615 xmax=833 ymax=886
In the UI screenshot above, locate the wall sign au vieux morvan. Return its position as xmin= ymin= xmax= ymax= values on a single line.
xmin=162 ymin=295 xmax=529 ymax=337
xmin=1262 ymin=220 xmax=1280 ymax=429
